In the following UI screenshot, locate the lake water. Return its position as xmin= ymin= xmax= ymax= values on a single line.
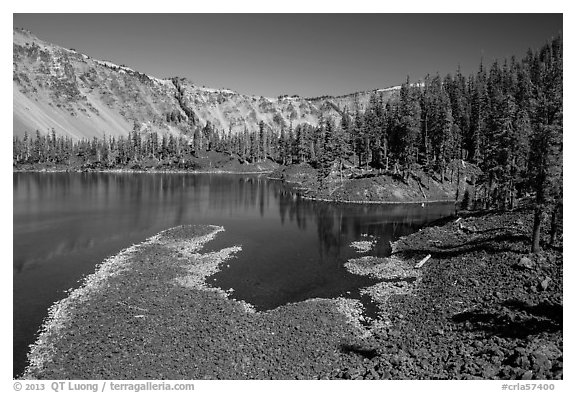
xmin=13 ymin=172 xmax=454 ymax=376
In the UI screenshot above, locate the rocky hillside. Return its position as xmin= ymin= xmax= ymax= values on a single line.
xmin=13 ymin=28 xmax=399 ymax=140
xmin=13 ymin=29 xmax=185 ymax=139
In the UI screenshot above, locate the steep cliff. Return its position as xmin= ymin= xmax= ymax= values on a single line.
xmin=13 ymin=28 xmax=400 ymax=139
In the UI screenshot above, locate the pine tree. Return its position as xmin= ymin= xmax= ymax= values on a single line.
xmin=258 ymin=120 xmax=267 ymax=162
xmin=317 ymin=119 xmax=335 ymax=189
xmin=352 ymin=109 xmax=365 ymax=168
xmin=334 ymin=118 xmax=350 ymax=181
xmin=278 ymin=124 xmax=287 ymax=165
xmin=287 ymin=121 xmax=295 ymax=164
xmin=398 ymin=78 xmax=422 ymax=178
xmin=469 ymin=62 xmax=489 ymax=165
xmin=420 ymin=74 xmax=433 ymax=168
xmin=529 ymin=36 xmax=562 ymax=253
xmin=364 ymin=93 xmax=386 ymax=169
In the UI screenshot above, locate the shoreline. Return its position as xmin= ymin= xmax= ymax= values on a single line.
xmin=23 ymin=225 xmax=226 ymax=379
xmin=268 ymin=176 xmax=457 ymax=205
xmin=13 ymin=168 xmax=274 ymax=175
xmin=22 ymin=224 xmax=372 ymax=379
xmin=21 ymin=208 xmax=562 ymax=380
xmin=299 ymin=195 xmax=456 ymax=205
xmin=16 ymin=168 xmax=456 ymax=205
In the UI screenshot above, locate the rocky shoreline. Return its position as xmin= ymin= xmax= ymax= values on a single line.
xmin=267 ymin=163 xmax=469 ymax=204
xmin=23 ymin=225 xmax=370 ymax=379
xmin=23 ymin=208 xmax=562 ymax=380
xmin=300 ymin=194 xmax=455 ymax=205
xmin=16 ymin=164 xmax=458 ymax=205
xmin=267 ymin=175 xmax=454 ymax=205
xmin=13 ymin=168 xmax=274 ymax=175
xmin=335 ymin=208 xmax=562 ymax=380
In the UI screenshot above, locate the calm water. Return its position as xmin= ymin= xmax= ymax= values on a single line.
xmin=13 ymin=172 xmax=454 ymax=376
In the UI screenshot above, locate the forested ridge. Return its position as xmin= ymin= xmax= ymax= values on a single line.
xmin=14 ymin=36 xmax=562 ymax=251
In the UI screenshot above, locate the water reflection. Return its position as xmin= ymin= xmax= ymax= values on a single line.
xmin=209 ymin=182 xmax=454 ymax=309
xmin=14 ymin=173 xmax=454 ymax=296
xmin=13 ymin=172 xmax=454 ymax=376
xmin=14 ymin=173 xmax=271 ymax=274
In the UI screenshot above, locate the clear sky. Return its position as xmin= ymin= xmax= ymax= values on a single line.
xmin=13 ymin=14 xmax=562 ymax=97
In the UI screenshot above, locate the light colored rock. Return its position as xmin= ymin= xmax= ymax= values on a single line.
xmin=540 ymin=276 xmax=552 ymax=291
xmin=515 ymin=256 xmax=535 ymax=270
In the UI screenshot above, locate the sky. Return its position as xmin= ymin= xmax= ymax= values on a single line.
xmin=12 ymin=13 xmax=562 ymax=98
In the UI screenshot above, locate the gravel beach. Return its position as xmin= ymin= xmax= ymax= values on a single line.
xmin=23 ymin=207 xmax=562 ymax=380
xmin=23 ymin=225 xmax=368 ymax=379
xmin=337 ymin=208 xmax=563 ymax=380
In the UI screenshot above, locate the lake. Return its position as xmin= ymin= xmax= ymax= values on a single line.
xmin=13 ymin=172 xmax=455 ymax=377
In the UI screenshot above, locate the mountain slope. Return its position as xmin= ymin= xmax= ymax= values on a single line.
xmin=13 ymin=28 xmax=399 ymax=140
xmin=13 ymin=28 xmax=187 ymax=139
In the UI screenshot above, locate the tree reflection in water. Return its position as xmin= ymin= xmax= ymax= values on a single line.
xmin=13 ymin=172 xmax=454 ymax=376
xmin=209 ymin=178 xmax=455 ymax=310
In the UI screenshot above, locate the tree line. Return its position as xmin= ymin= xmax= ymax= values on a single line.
xmin=14 ymin=36 xmax=561 ymax=251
